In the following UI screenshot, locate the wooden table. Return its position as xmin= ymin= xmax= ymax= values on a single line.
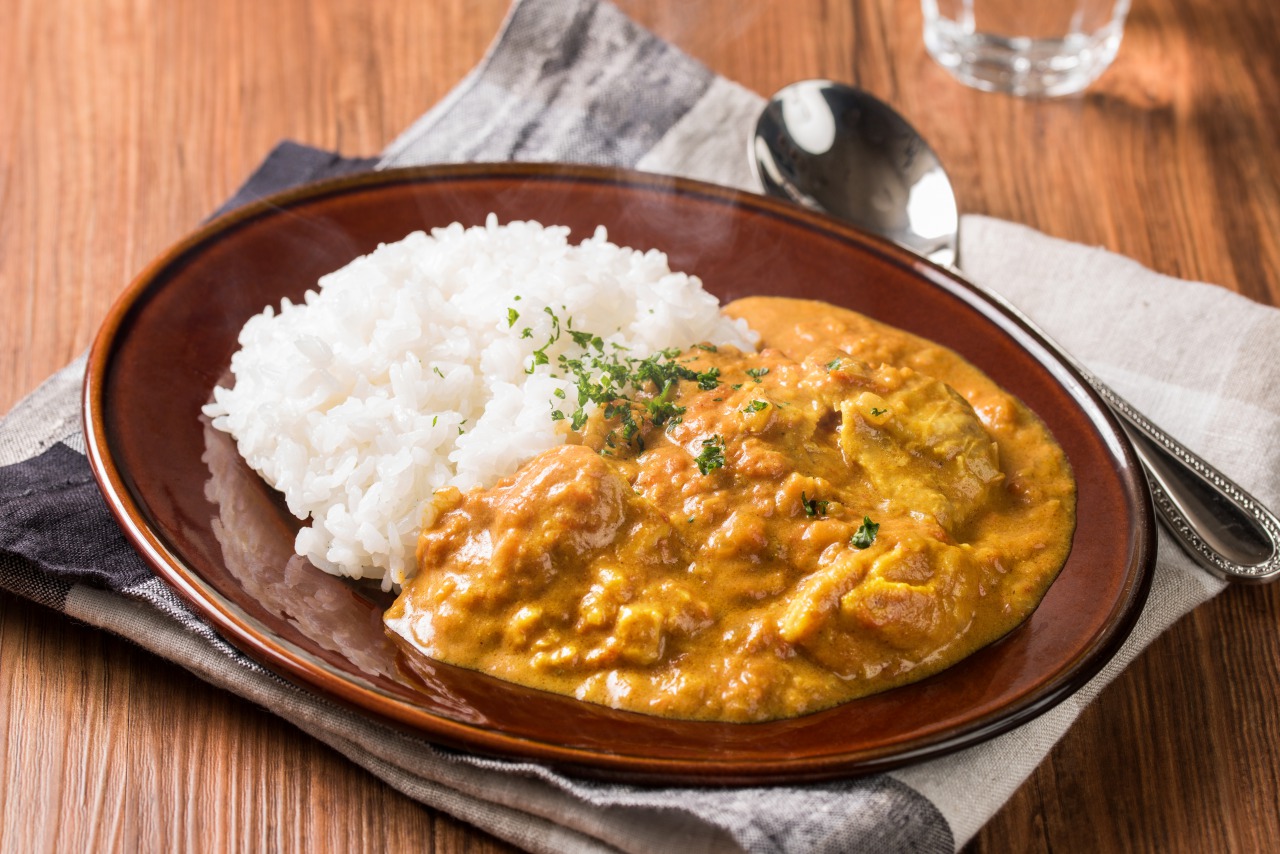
xmin=3 ymin=0 xmax=1278 ymax=850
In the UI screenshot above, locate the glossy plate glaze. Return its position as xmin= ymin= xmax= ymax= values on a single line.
xmin=84 ymin=163 xmax=1154 ymax=785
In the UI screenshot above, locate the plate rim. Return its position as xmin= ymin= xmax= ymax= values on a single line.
xmin=83 ymin=161 xmax=1156 ymax=784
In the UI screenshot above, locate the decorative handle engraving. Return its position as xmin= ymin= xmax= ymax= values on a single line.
xmin=1083 ymin=375 xmax=1280 ymax=582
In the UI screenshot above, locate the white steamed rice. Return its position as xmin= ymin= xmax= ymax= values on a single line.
xmin=203 ymin=216 xmax=757 ymax=588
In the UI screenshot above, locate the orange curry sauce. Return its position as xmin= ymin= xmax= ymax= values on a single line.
xmin=385 ymin=297 xmax=1076 ymax=722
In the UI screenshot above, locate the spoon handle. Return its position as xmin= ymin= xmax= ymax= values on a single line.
xmin=1082 ymin=370 xmax=1280 ymax=582
xmin=977 ymin=285 xmax=1280 ymax=583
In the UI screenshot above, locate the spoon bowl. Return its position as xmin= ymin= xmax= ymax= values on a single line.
xmin=751 ymin=79 xmax=958 ymax=267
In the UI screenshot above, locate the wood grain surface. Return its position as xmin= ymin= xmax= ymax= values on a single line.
xmin=3 ymin=0 xmax=1278 ymax=851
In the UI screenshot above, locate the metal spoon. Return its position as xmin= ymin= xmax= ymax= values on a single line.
xmin=751 ymin=79 xmax=1280 ymax=583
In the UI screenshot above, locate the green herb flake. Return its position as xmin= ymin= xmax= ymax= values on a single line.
xmin=507 ymin=307 xmax=520 ymax=327
xmin=851 ymin=516 xmax=880 ymax=549
xmin=687 ymin=516 xmax=696 ymax=523
xmin=870 ymin=406 xmax=888 ymax=416
xmin=826 ymin=358 xmax=842 ymax=370
xmin=553 ymin=388 xmax=567 ymax=399
xmin=745 ymin=367 xmax=770 ymax=383
xmin=569 ymin=329 xmax=605 ymax=352
xmin=742 ymin=400 xmax=768 ymax=414
xmin=801 ymin=491 xmax=829 ymax=517
xmin=696 ymin=343 xmax=718 ymax=352
xmin=433 ymin=366 xmax=445 ymax=378
xmin=695 ymin=435 xmax=726 ymax=475
xmin=731 ymin=383 xmax=743 ymax=390
xmin=524 ymin=307 xmax=571 ymax=374
xmin=695 ymin=367 xmax=721 ymax=390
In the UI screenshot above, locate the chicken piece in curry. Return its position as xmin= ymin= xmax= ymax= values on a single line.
xmin=384 ymin=297 xmax=1076 ymax=722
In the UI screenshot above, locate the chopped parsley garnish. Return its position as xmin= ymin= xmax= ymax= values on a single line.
xmin=433 ymin=366 xmax=445 ymax=378
xmin=523 ymin=306 xmax=564 ymax=373
xmin=431 ymin=415 xmax=438 ymax=427
xmin=826 ymin=358 xmax=842 ymax=370
xmin=870 ymin=406 xmax=888 ymax=416
xmin=695 ymin=435 xmax=726 ymax=475
xmin=554 ymin=343 xmax=722 ymax=446
xmin=696 ymin=343 xmax=718 ymax=352
xmin=742 ymin=400 xmax=769 ymax=414
xmin=507 ymin=308 xmax=519 ymax=327
xmin=801 ymin=491 xmax=829 ymax=517
xmin=687 ymin=516 xmax=696 ymax=523
xmin=731 ymin=383 xmax=743 ymax=390
xmin=851 ymin=516 xmax=880 ymax=549
xmin=696 ymin=367 xmax=722 ymax=390
xmin=569 ymin=330 xmax=603 ymax=352
xmin=515 ymin=313 xmax=736 ymax=450
xmin=745 ymin=367 xmax=770 ymax=383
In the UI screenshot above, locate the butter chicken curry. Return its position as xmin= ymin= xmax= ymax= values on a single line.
xmin=385 ymin=297 xmax=1076 ymax=722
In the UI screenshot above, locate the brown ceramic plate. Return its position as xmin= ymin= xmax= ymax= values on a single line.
xmin=85 ymin=163 xmax=1154 ymax=785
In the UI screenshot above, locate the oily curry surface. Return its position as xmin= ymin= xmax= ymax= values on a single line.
xmin=385 ymin=297 xmax=1076 ymax=722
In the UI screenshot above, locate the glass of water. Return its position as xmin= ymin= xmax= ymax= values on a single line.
xmin=921 ymin=0 xmax=1131 ymax=97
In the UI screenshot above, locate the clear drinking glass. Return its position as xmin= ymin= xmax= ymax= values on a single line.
xmin=921 ymin=0 xmax=1131 ymax=97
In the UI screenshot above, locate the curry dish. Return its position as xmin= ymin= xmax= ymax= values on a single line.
xmin=384 ymin=297 xmax=1076 ymax=722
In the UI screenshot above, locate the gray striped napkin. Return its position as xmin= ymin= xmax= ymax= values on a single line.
xmin=4 ymin=0 xmax=1279 ymax=851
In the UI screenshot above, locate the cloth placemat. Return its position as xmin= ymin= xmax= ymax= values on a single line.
xmin=4 ymin=0 xmax=1279 ymax=851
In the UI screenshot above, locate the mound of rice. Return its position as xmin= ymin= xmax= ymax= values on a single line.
xmin=203 ymin=216 xmax=757 ymax=588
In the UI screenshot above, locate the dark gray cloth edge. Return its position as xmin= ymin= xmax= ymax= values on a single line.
xmin=0 ymin=551 xmax=73 ymax=610
xmin=210 ymin=141 xmax=379 ymax=220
